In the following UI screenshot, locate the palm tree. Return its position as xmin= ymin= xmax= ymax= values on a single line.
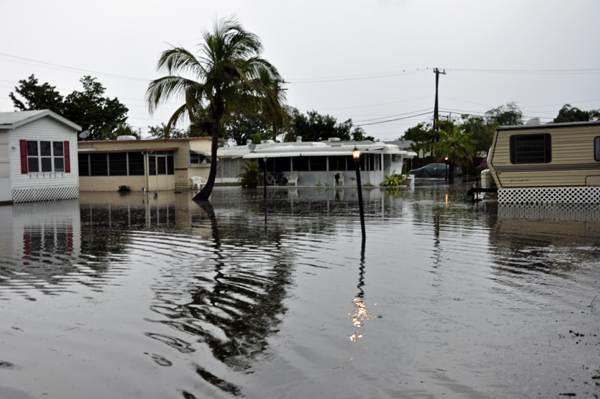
xmin=146 ymin=16 xmax=283 ymax=201
xmin=433 ymin=126 xmax=476 ymax=183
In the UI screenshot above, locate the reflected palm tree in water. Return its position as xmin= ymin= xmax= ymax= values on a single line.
xmin=148 ymin=201 xmax=295 ymax=397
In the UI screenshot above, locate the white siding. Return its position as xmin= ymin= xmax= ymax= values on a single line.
xmin=0 ymin=132 xmax=8 ymax=178
xmin=9 ymin=117 xmax=79 ymax=190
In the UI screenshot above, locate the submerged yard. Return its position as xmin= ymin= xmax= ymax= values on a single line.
xmin=0 ymin=184 xmax=599 ymax=398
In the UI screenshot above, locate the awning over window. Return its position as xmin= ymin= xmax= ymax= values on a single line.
xmin=78 ymin=147 xmax=179 ymax=154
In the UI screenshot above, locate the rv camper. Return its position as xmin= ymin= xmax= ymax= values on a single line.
xmin=488 ymin=120 xmax=600 ymax=204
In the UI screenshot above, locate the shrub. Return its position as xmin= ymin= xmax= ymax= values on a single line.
xmin=118 ymin=185 xmax=131 ymax=192
xmin=380 ymin=174 xmax=406 ymax=188
xmin=238 ymin=161 xmax=262 ymax=188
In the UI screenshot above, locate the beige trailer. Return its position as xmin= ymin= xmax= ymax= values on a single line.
xmin=488 ymin=120 xmax=600 ymax=204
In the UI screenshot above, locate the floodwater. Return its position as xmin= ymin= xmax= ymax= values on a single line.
xmin=0 ymin=184 xmax=599 ymax=399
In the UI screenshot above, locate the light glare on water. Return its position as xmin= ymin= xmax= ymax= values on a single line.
xmin=0 ymin=185 xmax=599 ymax=399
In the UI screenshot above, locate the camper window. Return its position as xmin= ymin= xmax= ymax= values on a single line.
xmin=510 ymin=134 xmax=551 ymax=164
xmin=595 ymin=137 xmax=600 ymax=161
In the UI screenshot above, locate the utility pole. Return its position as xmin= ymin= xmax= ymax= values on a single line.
xmin=433 ymin=68 xmax=446 ymax=136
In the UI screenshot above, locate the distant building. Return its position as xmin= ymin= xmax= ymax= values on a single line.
xmin=78 ymin=137 xmax=226 ymax=192
xmin=219 ymin=138 xmax=417 ymax=186
xmin=0 ymin=110 xmax=80 ymax=205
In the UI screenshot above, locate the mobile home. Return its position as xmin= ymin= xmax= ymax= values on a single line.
xmin=0 ymin=110 xmax=80 ymax=205
xmin=488 ymin=120 xmax=600 ymax=204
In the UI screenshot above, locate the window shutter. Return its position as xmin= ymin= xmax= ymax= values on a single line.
xmin=64 ymin=141 xmax=71 ymax=173
xmin=20 ymin=140 xmax=28 ymax=174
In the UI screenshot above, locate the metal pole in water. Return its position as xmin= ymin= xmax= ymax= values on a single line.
xmin=353 ymin=147 xmax=366 ymax=240
xmin=263 ymin=157 xmax=267 ymax=200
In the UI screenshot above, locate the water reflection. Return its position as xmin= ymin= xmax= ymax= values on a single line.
xmin=145 ymin=199 xmax=297 ymax=396
xmin=0 ymin=201 xmax=83 ymax=298
xmin=1 ymin=186 xmax=599 ymax=398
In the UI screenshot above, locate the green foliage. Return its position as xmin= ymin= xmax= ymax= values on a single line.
xmin=238 ymin=161 xmax=262 ymax=188
xmin=456 ymin=114 xmax=497 ymax=154
xmin=380 ymin=174 xmax=406 ymax=188
xmin=485 ymin=101 xmax=523 ymax=126
xmin=434 ymin=126 xmax=476 ymax=166
xmin=147 ymin=123 xmax=188 ymax=139
xmin=553 ymin=104 xmax=599 ymax=123
xmin=250 ymin=129 xmax=278 ymax=144
xmin=10 ymin=75 xmax=129 ymax=141
xmin=146 ymin=16 xmax=282 ymax=201
xmin=284 ymin=109 xmax=375 ymax=142
xmin=9 ymin=74 xmax=64 ymax=112
xmin=100 ymin=122 xmax=140 ymax=140
xmin=222 ymin=109 xmax=270 ymax=144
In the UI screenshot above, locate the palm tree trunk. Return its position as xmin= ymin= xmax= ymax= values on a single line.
xmin=193 ymin=118 xmax=220 ymax=201
xmin=448 ymin=161 xmax=455 ymax=183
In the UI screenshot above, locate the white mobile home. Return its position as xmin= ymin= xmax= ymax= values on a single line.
xmin=488 ymin=120 xmax=600 ymax=204
xmin=0 ymin=110 xmax=80 ymax=205
xmin=219 ymin=139 xmax=416 ymax=186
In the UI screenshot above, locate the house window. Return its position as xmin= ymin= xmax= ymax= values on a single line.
xmin=510 ymin=134 xmax=551 ymax=164
xmin=90 ymin=154 xmax=108 ymax=176
xmin=109 ymin=153 xmax=128 ymax=176
xmin=274 ymin=157 xmax=291 ymax=172
xmin=292 ymin=157 xmax=309 ymax=171
xmin=148 ymin=152 xmax=174 ymax=175
xmin=128 ymin=152 xmax=144 ymax=175
xmin=310 ymin=156 xmax=327 ymax=171
xmin=78 ymin=154 xmax=90 ymax=176
xmin=79 ymin=151 xmax=156 ymax=176
xmin=595 ymin=137 xmax=600 ymax=161
xmin=53 ymin=142 xmax=64 ymax=171
xmin=329 ymin=156 xmax=346 ymax=171
xmin=190 ymin=151 xmax=211 ymax=165
xmin=24 ymin=140 xmax=66 ymax=173
xmin=27 ymin=141 xmax=39 ymax=172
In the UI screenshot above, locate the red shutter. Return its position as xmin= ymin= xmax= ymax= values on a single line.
xmin=20 ymin=140 xmax=28 ymax=174
xmin=64 ymin=141 xmax=71 ymax=173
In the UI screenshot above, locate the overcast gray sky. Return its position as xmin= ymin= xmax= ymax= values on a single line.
xmin=1 ymin=0 xmax=599 ymax=141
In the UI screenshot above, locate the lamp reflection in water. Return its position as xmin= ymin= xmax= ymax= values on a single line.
xmin=348 ymin=239 xmax=377 ymax=342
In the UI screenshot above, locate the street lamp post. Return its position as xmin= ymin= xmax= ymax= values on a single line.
xmin=353 ymin=147 xmax=366 ymax=240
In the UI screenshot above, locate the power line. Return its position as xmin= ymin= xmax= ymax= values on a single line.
xmin=356 ymin=111 xmax=432 ymax=126
xmin=354 ymin=107 xmax=433 ymax=123
xmin=445 ymin=67 xmax=600 ymax=75
xmin=288 ymin=68 xmax=429 ymax=84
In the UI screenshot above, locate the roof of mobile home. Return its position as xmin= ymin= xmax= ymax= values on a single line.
xmin=0 ymin=110 xmax=81 ymax=131
xmin=497 ymin=120 xmax=600 ymax=132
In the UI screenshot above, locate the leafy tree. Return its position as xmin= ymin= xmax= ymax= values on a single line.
xmin=222 ymin=109 xmax=270 ymax=145
xmin=433 ymin=125 xmax=476 ymax=183
xmin=403 ymin=119 xmax=455 ymax=154
xmin=63 ymin=76 xmax=129 ymax=140
xmin=283 ymin=109 xmax=372 ymax=142
xmin=351 ymin=125 xmax=375 ymax=141
xmin=485 ymin=101 xmax=523 ymax=126
xmin=146 ymin=16 xmax=283 ymax=201
xmin=552 ymin=104 xmax=598 ymax=123
xmin=9 ymin=75 xmax=129 ymax=141
xmin=147 ymin=123 xmax=188 ymax=139
xmin=456 ymin=114 xmax=497 ymax=154
xmin=99 ymin=122 xmax=140 ymax=140
xmin=9 ymin=75 xmax=64 ymax=113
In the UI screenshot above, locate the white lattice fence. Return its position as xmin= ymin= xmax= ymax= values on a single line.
xmin=498 ymin=187 xmax=600 ymax=205
xmin=13 ymin=186 xmax=79 ymax=203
